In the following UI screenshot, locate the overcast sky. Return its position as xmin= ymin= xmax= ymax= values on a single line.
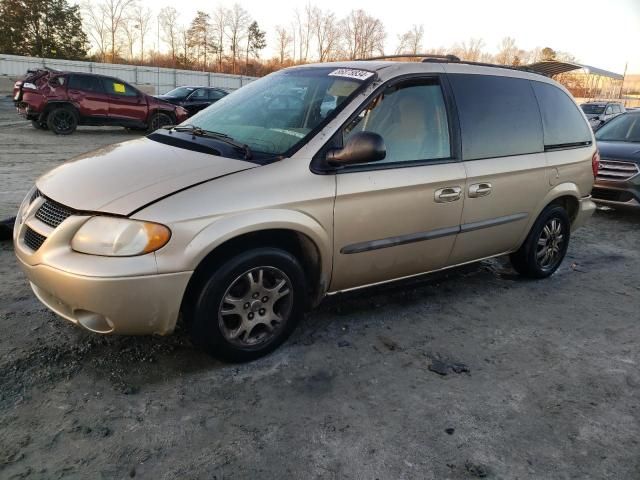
xmin=125 ymin=0 xmax=640 ymax=74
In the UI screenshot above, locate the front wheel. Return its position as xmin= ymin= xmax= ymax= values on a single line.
xmin=148 ymin=112 xmax=173 ymax=132
xmin=510 ymin=204 xmax=571 ymax=278
xmin=188 ymin=248 xmax=307 ymax=362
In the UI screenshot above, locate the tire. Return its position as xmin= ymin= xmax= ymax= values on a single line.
xmin=148 ymin=112 xmax=173 ymax=132
xmin=46 ymin=106 xmax=77 ymax=135
xmin=510 ymin=204 xmax=571 ymax=279
xmin=188 ymin=247 xmax=307 ymax=362
xmin=31 ymin=119 xmax=48 ymax=130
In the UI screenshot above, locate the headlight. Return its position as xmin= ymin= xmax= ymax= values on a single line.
xmin=22 ymin=82 xmax=37 ymax=90
xmin=71 ymin=217 xmax=171 ymax=256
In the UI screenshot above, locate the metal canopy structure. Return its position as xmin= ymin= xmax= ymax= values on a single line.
xmin=525 ymin=60 xmax=625 ymax=100
xmin=525 ymin=60 xmax=624 ymax=80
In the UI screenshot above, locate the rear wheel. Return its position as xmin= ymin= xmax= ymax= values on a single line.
xmin=148 ymin=112 xmax=173 ymax=132
xmin=46 ymin=106 xmax=77 ymax=135
xmin=31 ymin=120 xmax=48 ymax=130
xmin=510 ymin=204 xmax=571 ymax=278
xmin=188 ymin=248 xmax=307 ymax=362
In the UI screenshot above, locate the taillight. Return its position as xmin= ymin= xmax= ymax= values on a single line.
xmin=592 ymin=150 xmax=600 ymax=178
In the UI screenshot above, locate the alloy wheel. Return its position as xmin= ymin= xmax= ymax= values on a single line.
xmin=536 ymin=217 xmax=565 ymax=271
xmin=218 ymin=266 xmax=293 ymax=348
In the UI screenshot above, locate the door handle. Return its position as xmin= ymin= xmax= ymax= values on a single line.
xmin=469 ymin=183 xmax=492 ymax=198
xmin=434 ymin=186 xmax=462 ymax=203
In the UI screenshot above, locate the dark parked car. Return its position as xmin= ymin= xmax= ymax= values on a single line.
xmin=13 ymin=69 xmax=189 ymax=135
xmin=155 ymin=86 xmax=230 ymax=116
xmin=592 ymin=111 xmax=640 ymax=210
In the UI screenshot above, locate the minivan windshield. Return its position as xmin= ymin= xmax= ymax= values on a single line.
xmin=581 ymin=104 xmax=605 ymax=115
xmin=183 ymin=67 xmax=373 ymax=156
xmin=595 ymin=113 xmax=640 ymax=143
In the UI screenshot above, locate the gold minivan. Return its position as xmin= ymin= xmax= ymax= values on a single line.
xmin=14 ymin=58 xmax=597 ymax=361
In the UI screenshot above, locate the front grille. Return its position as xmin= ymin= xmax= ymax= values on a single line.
xmin=24 ymin=227 xmax=46 ymax=251
xmin=592 ymin=187 xmax=634 ymax=203
xmin=597 ymin=159 xmax=640 ymax=182
xmin=35 ymin=199 xmax=74 ymax=228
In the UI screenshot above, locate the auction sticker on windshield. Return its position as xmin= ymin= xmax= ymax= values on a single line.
xmin=328 ymin=69 xmax=374 ymax=81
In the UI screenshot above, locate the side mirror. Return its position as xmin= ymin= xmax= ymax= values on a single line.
xmin=326 ymin=131 xmax=386 ymax=166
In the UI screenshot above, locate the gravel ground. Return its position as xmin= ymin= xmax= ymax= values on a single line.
xmin=1 ymin=96 xmax=639 ymax=479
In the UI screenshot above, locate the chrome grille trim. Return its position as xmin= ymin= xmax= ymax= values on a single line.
xmin=597 ymin=159 xmax=640 ymax=182
xmin=35 ymin=199 xmax=75 ymax=228
xmin=24 ymin=226 xmax=46 ymax=251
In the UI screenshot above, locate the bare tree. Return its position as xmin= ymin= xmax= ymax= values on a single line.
xmin=89 ymin=0 xmax=135 ymax=62
xmin=292 ymin=4 xmax=313 ymax=63
xmin=225 ymin=3 xmax=250 ymax=74
xmin=132 ymin=5 xmax=152 ymax=62
xmin=311 ymin=8 xmax=341 ymax=62
xmin=159 ymin=6 xmax=179 ymax=65
xmin=82 ymin=2 xmax=109 ymax=61
xmin=495 ymin=37 xmax=518 ymax=65
xmin=274 ymin=25 xmax=292 ymax=64
xmin=177 ymin=26 xmax=190 ymax=65
xmin=121 ymin=17 xmax=139 ymax=61
xmin=342 ymin=9 xmax=385 ymax=60
xmin=395 ymin=24 xmax=424 ymax=55
xmin=212 ymin=5 xmax=228 ymax=70
xmin=453 ymin=37 xmax=485 ymax=61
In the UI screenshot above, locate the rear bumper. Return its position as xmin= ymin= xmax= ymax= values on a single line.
xmin=16 ymin=255 xmax=192 ymax=335
xmin=572 ymin=196 xmax=597 ymax=230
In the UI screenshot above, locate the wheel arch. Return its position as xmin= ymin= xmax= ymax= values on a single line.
xmin=39 ymin=101 xmax=79 ymax=122
xmin=516 ymin=183 xmax=582 ymax=248
xmin=179 ymin=215 xmax=332 ymax=322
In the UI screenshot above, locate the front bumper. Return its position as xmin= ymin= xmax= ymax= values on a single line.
xmin=14 ymin=194 xmax=193 ymax=335
xmin=16 ymin=256 xmax=191 ymax=335
xmin=592 ymin=179 xmax=640 ymax=210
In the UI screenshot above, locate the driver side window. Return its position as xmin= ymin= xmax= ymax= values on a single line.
xmin=342 ymin=78 xmax=451 ymax=164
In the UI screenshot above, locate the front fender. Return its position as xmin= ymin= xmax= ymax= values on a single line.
xmin=156 ymin=209 xmax=333 ymax=289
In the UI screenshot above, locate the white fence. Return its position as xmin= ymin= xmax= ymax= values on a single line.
xmin=0 ymin=54 xmax=257 ymax=94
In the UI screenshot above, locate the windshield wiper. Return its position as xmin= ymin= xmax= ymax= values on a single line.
xmin=169 ymin=124 xmax=253 ymax=160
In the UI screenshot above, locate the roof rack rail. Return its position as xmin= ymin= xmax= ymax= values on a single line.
xmin=355 ymin=53 xmax=461 ymax=62
xmin=353 ymin=54 xmax=544 ymax=76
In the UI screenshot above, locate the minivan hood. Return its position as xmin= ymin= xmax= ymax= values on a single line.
xmin=36 ymin=137 xmax=256 ymax=215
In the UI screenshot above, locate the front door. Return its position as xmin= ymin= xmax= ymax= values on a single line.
xmin=331 ymin=76 xmax=466 ymax=291
xmin=102 ymin=78 xmax=147 ymax=123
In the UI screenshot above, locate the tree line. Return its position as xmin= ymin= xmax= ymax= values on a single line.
xmin=0 ymin=0 xmax=579 ymax=77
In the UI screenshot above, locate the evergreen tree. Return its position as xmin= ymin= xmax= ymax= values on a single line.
xmin=0 ymin=0 xmax=88 ymax=59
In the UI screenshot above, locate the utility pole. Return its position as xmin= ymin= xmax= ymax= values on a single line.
xmin=619 ymin=62 xmax=628 ymax=100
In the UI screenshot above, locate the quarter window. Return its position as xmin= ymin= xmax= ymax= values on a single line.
xmin=208 ymin=89 xmax=226 ymax=100
xmin=342 ymin=78 xmax=451 ymax=164
xmin=68 ymin=75 xmax=102 ymax=93
xmin=449 ymin=74 xmax=543 ymax=160
xmin=531 ymin=81 xmax=592 ymax=148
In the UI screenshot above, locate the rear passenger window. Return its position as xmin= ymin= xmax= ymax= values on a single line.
xmin=68 ymin=75 xmax=102 ymax=92
xmin=342 ymin=78 xmax=451 ymax=164
xmin=449 ymin=74 xmax=542 ymax=160
xmin=531 ymin=81 xmax=592 ymax=148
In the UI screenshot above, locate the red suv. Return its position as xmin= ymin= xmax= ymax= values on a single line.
xmin=14 ymin=69 xmax=189 ymax=135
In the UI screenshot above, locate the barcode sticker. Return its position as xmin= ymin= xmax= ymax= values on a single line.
xmin=328 ymin=69 xmax=374 ymax=81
